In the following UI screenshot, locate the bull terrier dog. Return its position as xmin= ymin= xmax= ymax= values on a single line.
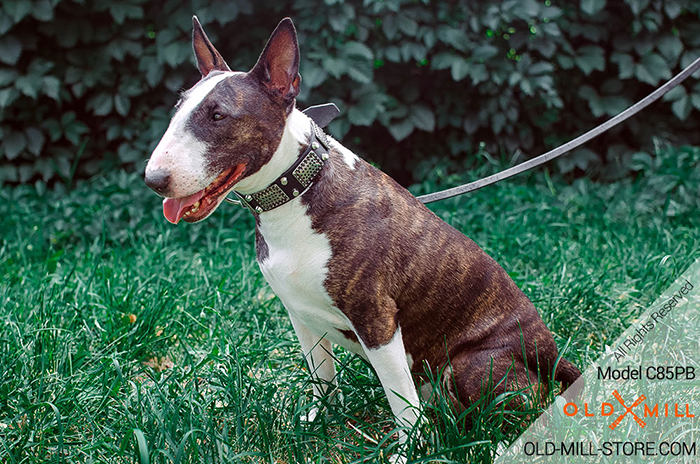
xmin=144 ymin=16 xmax=581 ymax=447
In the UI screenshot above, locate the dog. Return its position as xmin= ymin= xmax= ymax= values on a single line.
xmin=144 ymin=16 xmax=581 ymax=447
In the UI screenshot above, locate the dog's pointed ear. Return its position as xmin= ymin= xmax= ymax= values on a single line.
xmin=250 ymin=18 xmax=301 ymax=104
xmin=192 ymin=16 xmax=231 ymax=77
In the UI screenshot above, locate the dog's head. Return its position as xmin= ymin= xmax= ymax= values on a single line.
xmin=145 ymin=17 xmax=301 ymax=224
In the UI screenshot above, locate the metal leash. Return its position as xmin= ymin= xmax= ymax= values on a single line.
xmin=225 ymin=57 xmax=700 ymax=207
xmin=417 ymin=56 xmax=700 ymax=204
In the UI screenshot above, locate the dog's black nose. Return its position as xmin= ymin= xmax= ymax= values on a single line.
xmin=145 ymin=168 xmax=171 ymax=195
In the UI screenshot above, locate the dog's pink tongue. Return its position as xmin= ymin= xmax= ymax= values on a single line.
xmin=163 ymin=190 xmax=205 ymax=224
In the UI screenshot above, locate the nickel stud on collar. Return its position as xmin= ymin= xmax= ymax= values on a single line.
xmin=224 ymin=103 xmax=339 ymax=211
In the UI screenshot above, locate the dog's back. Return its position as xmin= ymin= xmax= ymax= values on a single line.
xmin=145 ymin=17 xmax=581 ymax=446
xmin=295 ymin=135 xmax=579 ymax=406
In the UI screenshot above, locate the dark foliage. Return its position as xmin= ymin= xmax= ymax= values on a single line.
xmin=0 ymin=0 xmax=699 ymax=186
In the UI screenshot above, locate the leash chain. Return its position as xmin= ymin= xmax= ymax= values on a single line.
xmin=417 ymin=56 xmax=700 ymax=204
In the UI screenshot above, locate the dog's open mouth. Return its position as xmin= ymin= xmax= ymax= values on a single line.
xmin=162 ymin=163 xmax=246 ymax=224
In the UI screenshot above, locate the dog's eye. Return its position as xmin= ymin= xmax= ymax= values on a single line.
xmin=212 ymin=112 xmax=226 ymax=121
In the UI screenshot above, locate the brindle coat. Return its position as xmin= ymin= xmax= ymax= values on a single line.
xmin=297 ymin=143 xmax=580 ymax=405
xmin=148 ymin=16 xmax=581 ymax=423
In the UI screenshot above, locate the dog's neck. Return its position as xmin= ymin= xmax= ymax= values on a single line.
xmin=234 ymin=108 xmax=311 ymax=195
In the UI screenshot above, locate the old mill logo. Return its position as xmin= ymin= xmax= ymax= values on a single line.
xmin=563 ymin=390 xmax=694 ymax=430
xmin=609 ymin=391 xmax=646 ymax=430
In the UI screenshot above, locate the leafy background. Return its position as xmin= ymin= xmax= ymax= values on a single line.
xmin=2 ymin=1 xmax=700 ymax=461
xmin=1 ymin=0 xmax=699 ymax=186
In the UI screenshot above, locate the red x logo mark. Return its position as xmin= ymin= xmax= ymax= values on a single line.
xmin=609 ymin=390 xmax=646 ymax=430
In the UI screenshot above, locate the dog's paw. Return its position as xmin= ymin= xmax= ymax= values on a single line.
xmin=388 ymin=453 xmax=407 ymax=464
xmin=299 ymin=406 xmax=320 ymax=423
xmin=495 ymin=440 xmax=508 ymax=458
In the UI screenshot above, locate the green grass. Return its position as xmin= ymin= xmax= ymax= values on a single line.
xmin=1 ymin=144 xmax=699 ymax=463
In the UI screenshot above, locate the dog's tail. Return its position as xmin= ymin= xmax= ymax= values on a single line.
xmin=554 ymin=358 xmax=581 ymax=387
xmin=554 ymin=358 xmax=583 ymax=400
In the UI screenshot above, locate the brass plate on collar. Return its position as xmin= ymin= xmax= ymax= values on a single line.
xmin=293 ymin=152 xmax=324 ymax=188
xmin=254 ymin=184 xmax=289 ymax=211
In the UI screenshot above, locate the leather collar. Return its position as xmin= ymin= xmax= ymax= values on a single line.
xmin=230 ymin=103 xmax=339 ymax=214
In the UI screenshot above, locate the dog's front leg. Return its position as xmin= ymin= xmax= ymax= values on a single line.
xmin=359 ymin=327 xmax=422 ymax=446
xmin=288 ymin=313 xmax=338 ymax=422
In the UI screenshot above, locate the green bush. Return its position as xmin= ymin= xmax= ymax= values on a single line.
xmin=1 ymin=0 xmax=699 ymax=186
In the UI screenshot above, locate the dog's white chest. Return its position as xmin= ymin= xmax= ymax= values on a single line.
xmin=256 ymin=199 xmax=362 ymax=354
